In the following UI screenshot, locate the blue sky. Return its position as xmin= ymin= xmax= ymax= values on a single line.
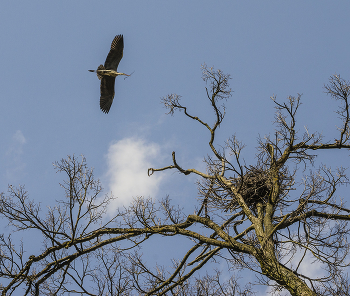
xmin=1 ymin=1 xmax=350 ymax=294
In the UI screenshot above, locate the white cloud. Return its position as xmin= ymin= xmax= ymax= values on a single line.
xmin=104 ymin=137 xmax=164 ymax=209
xmin=13 ymin=130 xmax=26 ymax=145
xmin=281 ymin=242 xmax=325 ymax=279
xmin=291 ymin=249 xmax=324 ymax=279
xmin=6 ymin=130 xmax=26 ymax=181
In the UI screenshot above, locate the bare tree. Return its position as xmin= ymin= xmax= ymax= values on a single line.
xmin=1 ymin=66 xmax=350 ymax=295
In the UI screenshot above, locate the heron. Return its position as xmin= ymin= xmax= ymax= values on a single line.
xmin=89 ymin=35 xmax=129 ymax=113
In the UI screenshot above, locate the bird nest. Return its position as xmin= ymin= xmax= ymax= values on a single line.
xmin=228 ymin=166 xmax=273 ymax=210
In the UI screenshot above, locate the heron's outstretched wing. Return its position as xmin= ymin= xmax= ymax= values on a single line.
xmin=104 ymin=35 xmax=124 ymax=71
xmin=100 ymin=76 xmax=116 ymax=114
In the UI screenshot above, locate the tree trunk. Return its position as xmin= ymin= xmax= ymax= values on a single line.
xmin=256 ymin=250 xmax=316 ymax=296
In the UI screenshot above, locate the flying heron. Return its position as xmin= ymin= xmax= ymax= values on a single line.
xmin=89 ymin=35 xmax=129 ymax=113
